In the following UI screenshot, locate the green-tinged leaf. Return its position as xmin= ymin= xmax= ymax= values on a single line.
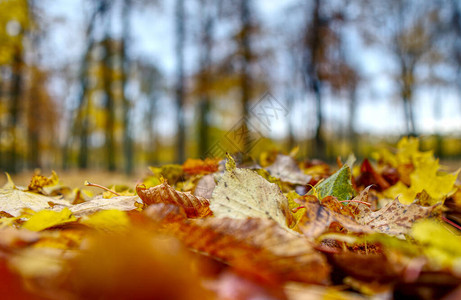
xmin=313 ymin=165 xmax=354 ymax=201
xmin=22 ymin=208 xmax=76 ymax=231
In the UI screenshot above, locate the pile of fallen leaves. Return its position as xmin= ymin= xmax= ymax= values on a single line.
xmin=1 ymin=137 xmax=461 ymax=299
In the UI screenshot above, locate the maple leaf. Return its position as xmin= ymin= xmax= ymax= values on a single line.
xmin=209 ymin=155 xmax=294 ymax=229
xmin=136 ymin=181 xmax=212 ymax=218
xmin=313 ymin=164 xmax=354 ymax=201
xmin=385 ymin=157 xmax=458 ymax=204
xmin=296 ymin=195 xmax=373 ymax=239
xmin=0 ymin=174 xmax=70 ymax=217
xmin=355 ymin=198 xmax=440 ymax=237
xmin=265 ymin=154 xmax=311 ymax=185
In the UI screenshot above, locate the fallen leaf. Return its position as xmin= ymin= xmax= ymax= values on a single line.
xmin=265 ymin=154 xmax=311 ymax=185
xmin=22 ymin=208 xmax=76 ymax=232
xmin=62 ymin=196 xmax=142 ymax=217
xmin=193 ymin=174 xmax=216 ymax=199
xmin=0 ymin=175 xmax=70 ymax=217
xmin=357 ymin=199 xmax=440 ymax=237
xmin=182 ymin=158 xmax=220 ymax=175
xmin=411 ymin=219 xmax=461 ymax=273
xmin=67 ymin=232 xmax=212 ymax=300
xmin=27 ymin=171 xmax=59 ymax=193
xmin=136 ymin=181 xmax=212 ymax=218
xmin=296 ymin=195 xmax=372 ymax=239
xmin=313 ymin=165 xmax=354 ymax=201
xmin=355 ymin=159 xmax=391 ymax=191
xmin=209 ymin=155 xmax=294 ymax=228
xmin=179 ymin=217 xmax=330 ymax=284
xmin=81 ymin=210 xmax=130 ymax=232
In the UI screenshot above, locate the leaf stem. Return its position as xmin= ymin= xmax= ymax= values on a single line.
xmin=84 ymin=181 xmax=121 ymax=196
xmin=442 ymin=216 xmax=461 ymax=231
xmin=292 ymin=206 xmax=306 ymax=213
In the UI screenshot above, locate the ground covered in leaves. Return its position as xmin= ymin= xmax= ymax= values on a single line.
xmin=1 ymin=137 xmax=461 ymax=299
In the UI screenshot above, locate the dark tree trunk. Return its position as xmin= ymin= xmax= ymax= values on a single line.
xmin=73 ymin=1 xmax=109 ymax=169
xmin=121 ymin=0 xmax=134 ymax=174
xmin=239 ymin=0 xmax=252 ymax=153
xmin=348 ymin=86 xmax=358 ymax=154
xmin=304 ymin=0 xmax=325 ymax=158
xmin=175 ymin=0 xmax=186 ymax=163
xmin=6 ymin=46 xmax=24 ymax=173
xmin=198 ymin=0 xmax=214 ymax=157
xmin=103 ymin=38 xmax=116 ymax=171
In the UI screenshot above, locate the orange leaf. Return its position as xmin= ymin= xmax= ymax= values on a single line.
xmin=182 ymin=158 xmax=220 ymax=175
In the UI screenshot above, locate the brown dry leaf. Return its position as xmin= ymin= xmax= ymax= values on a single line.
xmin=297 ymin=196 xmax=373 ymax=239
xmin=0 ymin=175 xmax=70 ymax=217
xmin=210 ymin=155 xmax=294 ymax=229
xmin=178 ymin=217 xmax=329 ymax=284
xmin=355 ymin=159 xmax=391 ymax=191
xmin=265 ymin=154 xmax=312 ymax=185
xmin=136 ymin=181 xmax=212 ymax=218
xmin=356 ymin=199 xmax=440 ymax=237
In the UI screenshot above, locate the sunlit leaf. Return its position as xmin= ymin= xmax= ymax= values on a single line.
xmin=22 ymin=208 xmax=76 ymax=232
xmin=0 ymin=174 xmax=70 ymax=217
xmin=209 ymin=154 xmax=294 ymax=228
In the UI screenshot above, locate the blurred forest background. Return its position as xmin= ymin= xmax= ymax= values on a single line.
xmin=0 ymin=0 xmax=461 ymax=175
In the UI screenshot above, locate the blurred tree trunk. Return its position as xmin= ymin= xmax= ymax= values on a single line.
xmin=6 ymin=45 xmax=24 ymax=173
xmin=121 ymin=0 xmax=133 ymax=174
xmin=198 ymin=0 xmax=215 ymax=157
xmin=27 ymin=69 xmax=41 ymax=169
xmin=348 ymin=86 xmax=358 ymax=154
xmin=238 ymin=0 xmax=253 ymax=153
xmin=303 ymin=0 xmax=325 ymax=158
xmin=175 ymin=0 xmax=186 ymax=163
xmin=68 ymin=0 xmax=109 ymax=169
xmin=102 ymin=37 xmax=116 ymax=171
xmin=26 ymin=0 xmax=40 ymax=169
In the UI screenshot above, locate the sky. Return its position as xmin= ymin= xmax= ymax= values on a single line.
xmin=40 ymin=0 xmax=461 ymax=142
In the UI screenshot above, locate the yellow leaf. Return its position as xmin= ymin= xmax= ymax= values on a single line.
xmin=412 ymin=219 xmax=461 ymax=272
xmin=27 ymin=171 xmax=59 ymax=192
xmin=286 ymin=190 xmax=305 ymax=228
xmin=22 ymin=208 xmax=76 ymax=231
xmin=81 ymin=210 xmax=130 ymax=232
